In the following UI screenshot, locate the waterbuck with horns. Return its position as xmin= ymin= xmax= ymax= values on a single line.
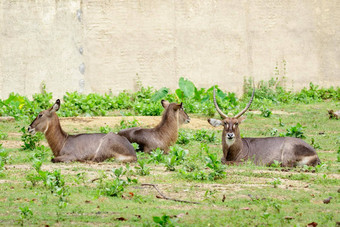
xmin=208 ymin=86 xmax=320 ymax=167
xmin=28 ymin=99 xmax=137 ymax=163
xmin=118 ymin=100 xmax=190 ymax=153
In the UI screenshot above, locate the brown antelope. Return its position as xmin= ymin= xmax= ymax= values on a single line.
xmin=208 ymin=86 xmax=320 ymax=167
xmin=28 ymin=99 xmax=137 ymax=163
xmin=118 ymin=100 xmax=190 ymax=153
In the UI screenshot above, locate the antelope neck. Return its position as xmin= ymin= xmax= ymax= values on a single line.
xmin=44 ymin=119 xmax=68 ymax=157
xmin=225 ymin=135 xmax=244 ymax=161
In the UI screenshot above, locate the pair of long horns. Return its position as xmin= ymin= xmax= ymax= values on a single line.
xmin=213 ymin=84 xmax=255 ymax=119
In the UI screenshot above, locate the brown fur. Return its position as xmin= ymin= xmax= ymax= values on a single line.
xmin=208 ymin=87 xmax=320 ymax=167
xmin=118 ymin=100 xmax=190 ymax=153
xmin=328 ymin=110 xmax=340 ymax=119
xmin=28 ymin=99 xmax=137 ymax=163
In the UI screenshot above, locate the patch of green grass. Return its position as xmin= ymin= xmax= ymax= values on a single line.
xmin=0 ymin=100 xmax=339 ymax=226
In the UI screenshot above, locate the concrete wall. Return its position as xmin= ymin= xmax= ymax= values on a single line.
xmin=1 ymin=0 xmax=339 ymax=99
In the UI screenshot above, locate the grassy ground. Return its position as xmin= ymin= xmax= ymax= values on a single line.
xmin=0 ymin=101 xmax=339 ymax=226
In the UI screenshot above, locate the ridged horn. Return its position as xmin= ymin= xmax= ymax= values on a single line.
xmin=213 ymin=86 xmax=228 ymax=119
xmin=234 ymin=83 xmax=255 ymax=118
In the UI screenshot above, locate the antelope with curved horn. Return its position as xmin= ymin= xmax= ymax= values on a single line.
xmin=28 ymin=99 xmax=137 ymax=163
xmin=208 ymin=86 xmax=320 ymax=167
xmin=118 ymin=100 xmax=190 ymax=153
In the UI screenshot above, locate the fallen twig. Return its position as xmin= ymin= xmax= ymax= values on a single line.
xmin=90 ymin=178 xmax=100 ymax=183
xmin=141 ymin=183 xmax=200 ymax=204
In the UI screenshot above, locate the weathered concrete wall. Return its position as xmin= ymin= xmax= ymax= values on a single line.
xmin=0 ymin=0 xmax=339 ymax=99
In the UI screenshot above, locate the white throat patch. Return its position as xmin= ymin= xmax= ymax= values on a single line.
xmin=44 ymin=122 xmax=49 ymax=134
xmin=225 ymin=136 xmax=235 ymax=146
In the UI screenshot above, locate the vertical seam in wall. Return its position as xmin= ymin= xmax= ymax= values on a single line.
xmin=245 ymin=0 xmax=253 ymax=78
xmin=173 ymin=0 xmax=178 ymax=80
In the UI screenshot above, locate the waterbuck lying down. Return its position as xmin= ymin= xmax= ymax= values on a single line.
xmin=118 ymin=100 xmax=190 ymax=153
xmin=28 ymin=99 xmax=137 ymax=163
xmin=208 ymin=87 xmax=320 ymax=167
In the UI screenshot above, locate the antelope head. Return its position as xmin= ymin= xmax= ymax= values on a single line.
xmin=208 ymin=86 xmax=255 ymax=147
xmin=161 ymin=100 xmax=190 ymax=124
xmin=28 ymin=99 xmax=61 ymax=135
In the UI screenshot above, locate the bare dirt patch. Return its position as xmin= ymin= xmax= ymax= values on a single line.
xmin=249 ymin=110 xmax=296 ymax=115
xmin=0 ymin=140 xmax=23 ymax=149
xmin=60 ymin=116 xmax=214 ymax=131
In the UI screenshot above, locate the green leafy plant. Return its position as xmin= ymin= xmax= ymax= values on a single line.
xmin=153 ymin=214 xmax=176 ymax=227
xmin=270 ymin=160 xmax=281 ymax=168
xmin=0 ymin=131 xmax=8 ymax=140
xmin=151 ymin=87 xmax=169 ymax=102
xmin=285 ymin=123 xmax=305 ymax=138
xmin=20 ymin=126 xmax=43 ymax=151
xmin=311 ymin=138 xmax=321 ymax=150
xmin=118 ymin=119 xmax=140 ymax=130
xmin=164 ymin=155 xmax=177 ymax=171
xmin=0 ymin=144 xmax=9 ymax=164
xmin=278 ymin=118 xmax=285 ymax=127
xmin=99 ymin=167 xmax=137 ymax=197
xmin=31 ymin=145 xmax=49 ymax=161
xmin=269 ymin=178 xmax=282 ymax=188
xmin=169 ymin=146 xmax=188 ymax=163
xmin=149 ymin=148 xmax=165 ymax=164
xmin=260 ymin=107 xmax=272 ymax=118
xmin=176 ymin=130 xmax=192 ymax=145
xmin=18 ymin=206 xmax=33 ymax=226
xmin=135 ymin=159 xmax=150 ymax=176
xmin=100 ymin=125 xmax=113 ymax=133
xmin=205 ymin=152 xmax=226 ymax=180
xmin=193 ymin=129 xmax=216 ymax=143
xmin=176 ymin=77 xmax=196 ymax=100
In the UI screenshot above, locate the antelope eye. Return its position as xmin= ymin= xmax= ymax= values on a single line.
xmin=235 ymin=122 xmax=239 ymax=126
xmin=38 ymin=114 xmax=43 ymax=118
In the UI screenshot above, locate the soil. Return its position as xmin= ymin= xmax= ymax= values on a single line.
xmin=60 ymin=116 xmax=214 ymax=131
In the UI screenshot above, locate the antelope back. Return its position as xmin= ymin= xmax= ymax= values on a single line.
xmin=28 ymin=99 xmax=60 ymax=134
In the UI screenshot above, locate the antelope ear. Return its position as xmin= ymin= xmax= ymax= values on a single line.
xmin=173 ymin=102 xmax=182 ymax=111
xmin=238 ymin=116 xmax=246 ymax=123
xmin=161 ymin=100 xmax=170 ymax=109
xmin=50 ymin=99 xmax=61 ymax=113
xmin=208 ymin=118 xmax=223 ymax=127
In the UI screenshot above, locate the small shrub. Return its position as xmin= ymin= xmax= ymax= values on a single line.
xmin=102 ymin=178 xmax=127 ymax=197
xmin=278 ymin=118 xmax=285 ymax=127
xmin=118 ymin=119 xmax=140 ymax=130
xmin=260 ymin=107 xmax=272 ymax=118
xmin=149 ymin=148 xmax=165 ymax=164
xmin=169 ymin=146 xmax=188 ymax=163
xmin=269 ymin=128 xmax=278 ymax=136
xmin=285 ymin=123 xmax=305 ymax=139
xmin=269 ymin=178 xmax=282 ymax=188
xmin=18 ymin=206 xmax=33 ymax=226
xmin=176 ymin=130 xmax=192 ymax=145
xmin=20 ymin=126 xmax=43 ymax=151
xmin=0 ymin=131 xmax=8 ymax=140
xmin=135 ymin=159 xmax=150 ymax=176
xmin=131 ymin=142 xmax=139 ymax=150
xmin=0 ymin=144 xmax=9 ymax=164
xmin=193 ymin=129 xmax=216 ymax=143
xmin=311 ymin=138 xmax=321 ymax=150
xmin=153 ymin=214 xmax=176 ymax=227
xmin=164 ymin=155 xmax=177 ymax=171
xmin=31 ymin=145 xmax=49 ymax=161
xmin=100 ymin=125 xmax=113 ymax=133
xmin=205 ymin=152 xmax=226 ymax=180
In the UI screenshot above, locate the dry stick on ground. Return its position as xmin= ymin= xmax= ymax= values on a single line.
xmin=141 ymin=183 xmax=200 ymax=204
